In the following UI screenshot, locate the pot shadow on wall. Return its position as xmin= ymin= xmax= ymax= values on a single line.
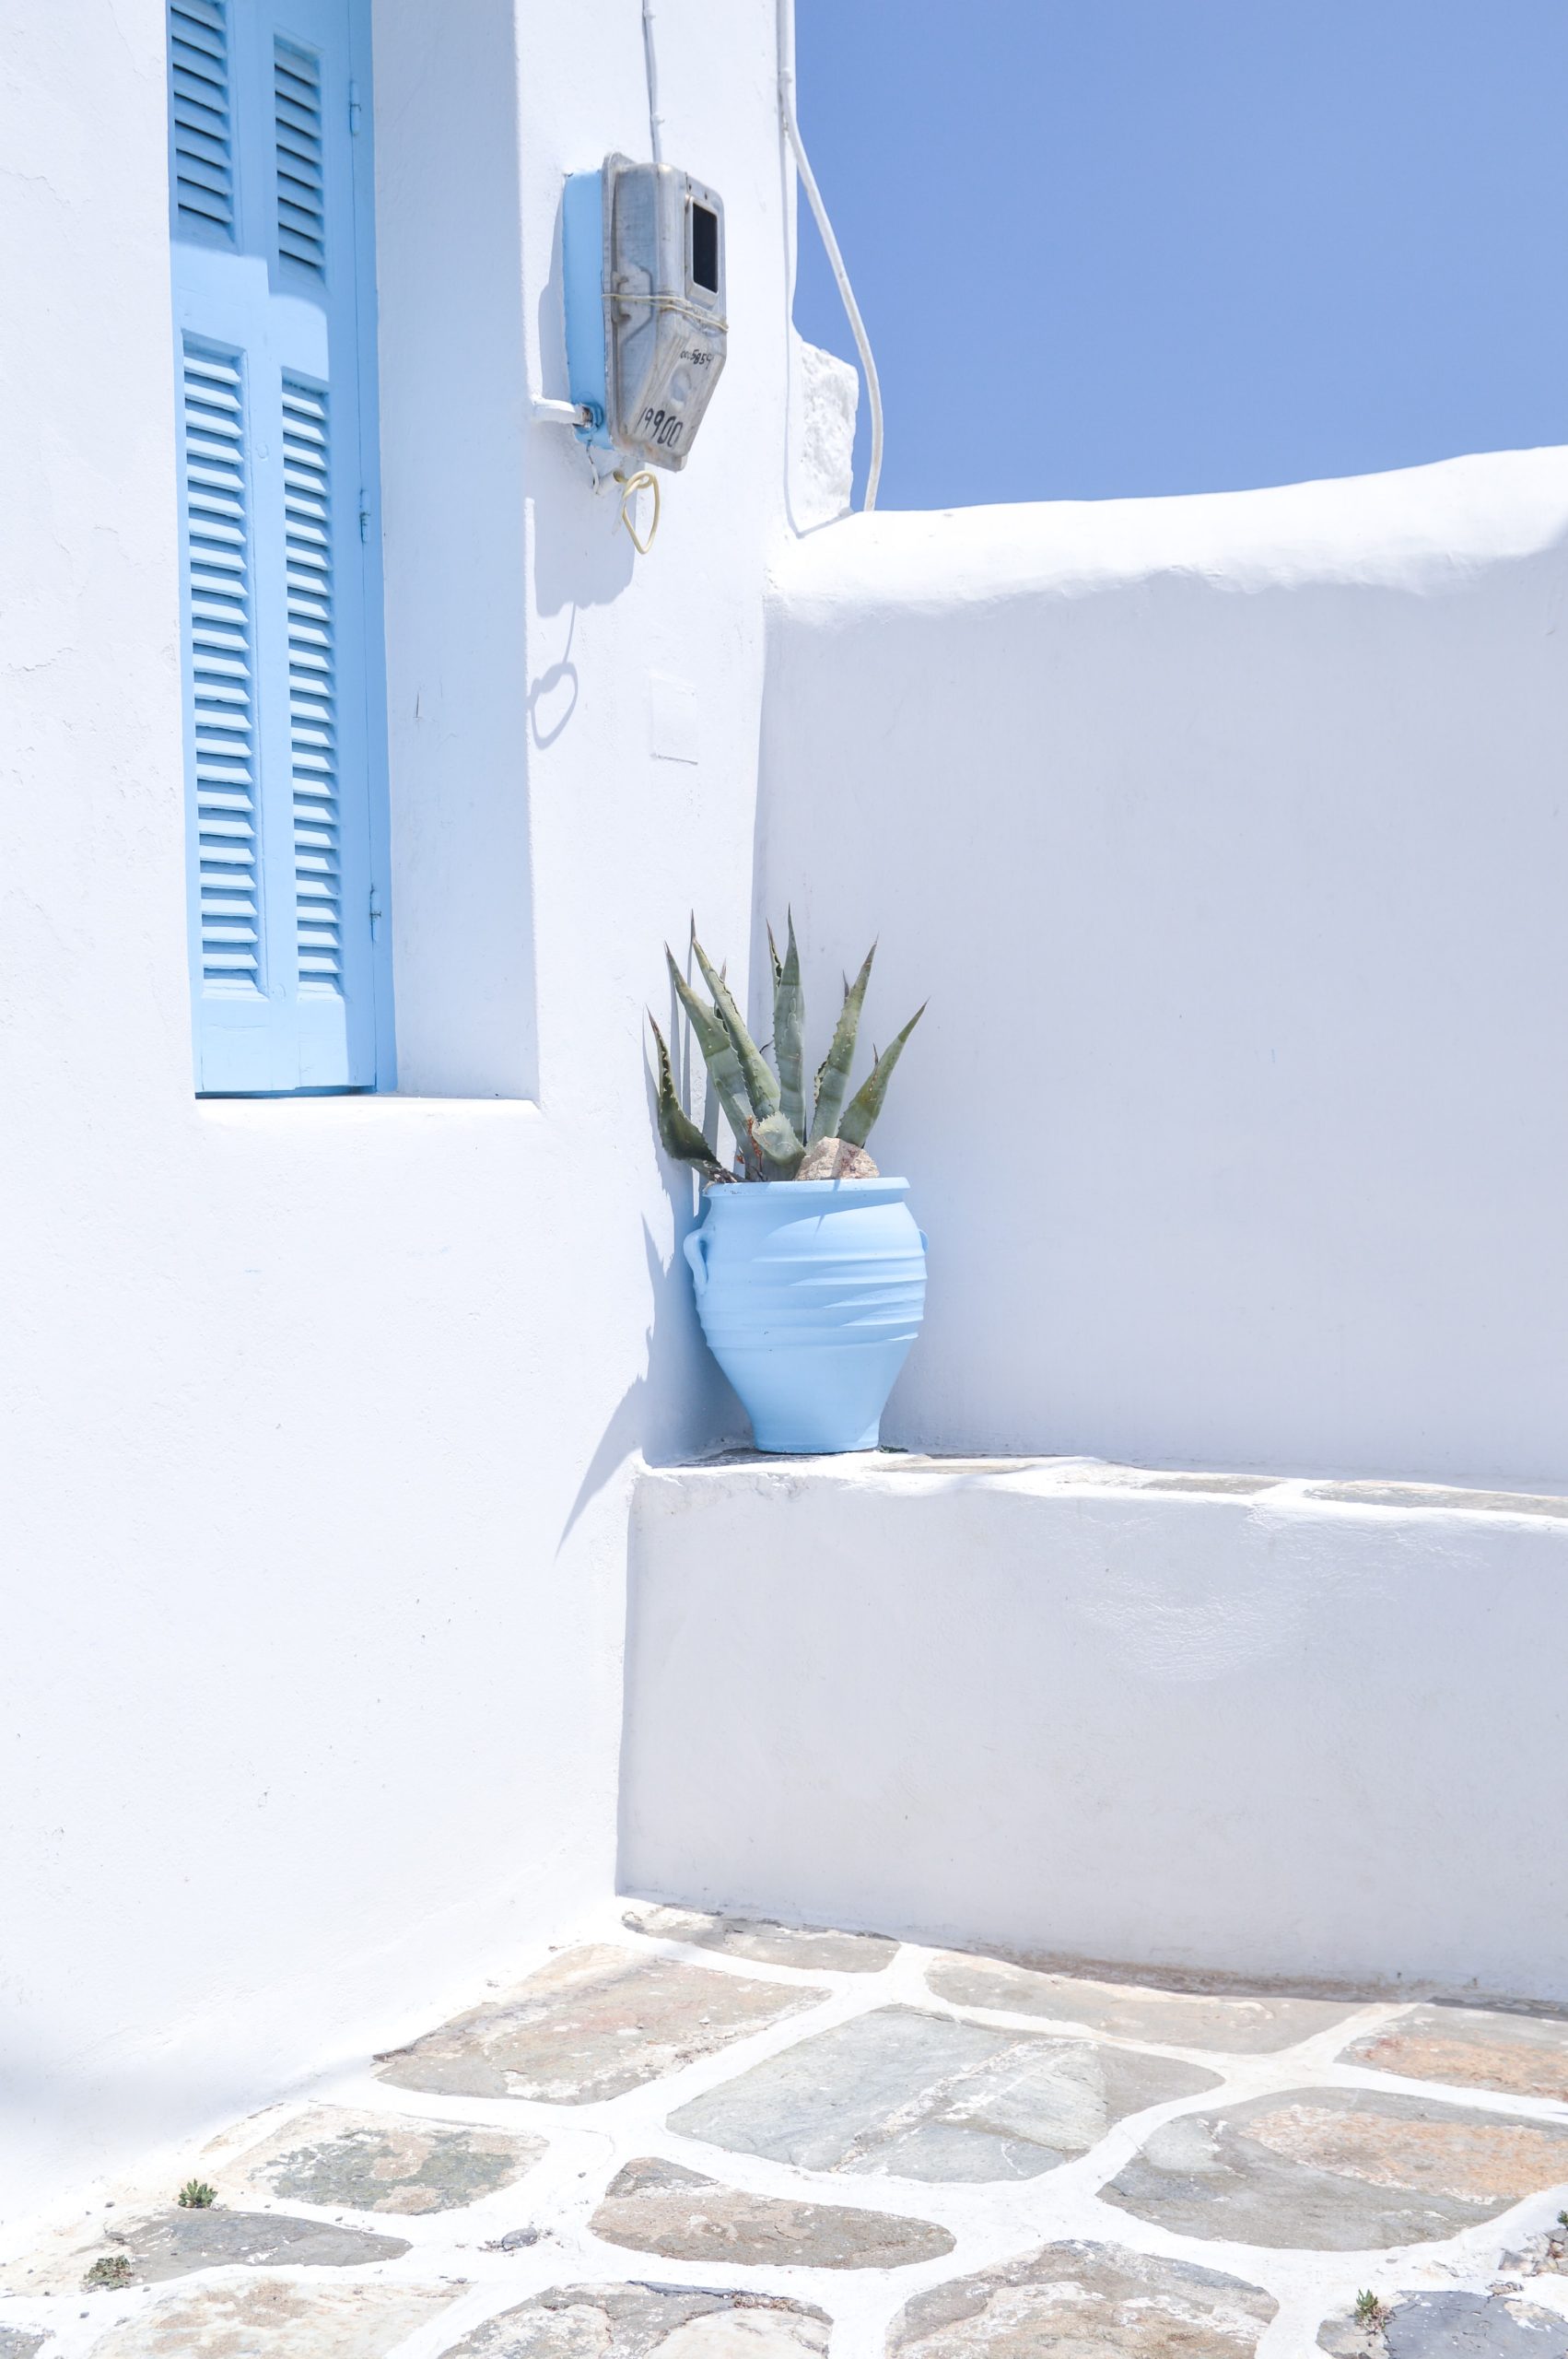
xmin=558 ymin=1030 xmax=746 ymax=1550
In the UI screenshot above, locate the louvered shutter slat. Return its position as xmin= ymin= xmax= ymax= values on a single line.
xmin=171 ymin=22 xmax=224 ymax=64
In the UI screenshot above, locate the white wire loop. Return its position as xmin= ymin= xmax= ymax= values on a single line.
xmin=614 ymin=468 xmax=661 ymax=555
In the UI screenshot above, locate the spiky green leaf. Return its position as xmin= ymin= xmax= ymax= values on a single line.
xmin=810 ymin=943 xmax=875 ymax=1143
xmin=773 ymin=910 xmax=805 ymax=1140
xmin=692 ymin=932 xmax=780 ymax=1122
xmin=766 ymin=924 xmax=783 ymax=993
xmin=749 ymin=1109 xmax=805 ymax=1180
xmin=666 ymin=946 xmax=751 ymax=1154
xmin=837 ymin=1003 xmax=926 ymax=1147
xmin=649 ymin=1014 xmax=731 ymax=1181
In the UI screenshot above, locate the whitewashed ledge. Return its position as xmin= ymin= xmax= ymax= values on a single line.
xmin=620 ymin=1452 xmax=1568 ymax=2007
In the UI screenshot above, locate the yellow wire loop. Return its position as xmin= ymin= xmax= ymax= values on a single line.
xmin=614 ymin=467 xmax=661 ymax=556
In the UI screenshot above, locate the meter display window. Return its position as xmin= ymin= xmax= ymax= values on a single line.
xmin=690 ymin=203 xmax=720 ymax=295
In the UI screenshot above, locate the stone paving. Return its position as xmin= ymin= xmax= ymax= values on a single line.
xmin=5 ymin=1908 xmax=1568 ymax=2359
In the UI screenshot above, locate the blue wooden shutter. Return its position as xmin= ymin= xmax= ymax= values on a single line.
xmin=170 ymin=0 xmax=237 ymax=240
xmin=169 ymin=0 xmax=391 ymax=1093
xmin=181 ymin=346 xmax=263 ymax=995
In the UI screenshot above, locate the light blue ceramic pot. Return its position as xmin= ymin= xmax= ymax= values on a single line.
xmin=683 ymin=1178 xmax=927 ymax=1454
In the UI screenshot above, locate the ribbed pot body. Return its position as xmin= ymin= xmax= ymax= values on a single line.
xmin=684 ymin=1179 xmax=927 ymax=1454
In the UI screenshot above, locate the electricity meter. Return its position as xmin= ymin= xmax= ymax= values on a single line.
xmin=563 ymin=153 xmax=728 ymax=472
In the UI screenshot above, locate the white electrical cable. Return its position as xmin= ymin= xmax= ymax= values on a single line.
xmin=530 ymin=394 xmax=591 ymax=428
xmin=777 ymin=0 xmax=884 ymax=511
xmin=641 ymin=0 xmax=664 ymax=167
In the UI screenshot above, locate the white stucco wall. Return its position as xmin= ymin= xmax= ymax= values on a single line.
xmin=9 ymin=0 xmax=1567 ymax=2232
xmin=755 ymin=452 xmax=1568 ymax=1487
xmin=0 ymin=0 xmax=784 ymax=2212
xmin=623 ymin=1458 xmax=1568 ymax=2004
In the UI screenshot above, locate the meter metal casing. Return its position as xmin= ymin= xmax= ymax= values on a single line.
xmin=563 ymin=153 xmax=727 ymax=472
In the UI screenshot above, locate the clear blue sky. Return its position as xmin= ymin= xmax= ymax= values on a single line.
xmin=790 ymin=0 xmax=1568 ymax=509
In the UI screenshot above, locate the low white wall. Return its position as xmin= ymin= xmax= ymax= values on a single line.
xmin=755 ymin=452 xmax=1568 ymax=1487
xmin=622 ymin=1458 xmax=1568 ymax=2003
xmin=0 ymin=0 xmax=783 ymax=2213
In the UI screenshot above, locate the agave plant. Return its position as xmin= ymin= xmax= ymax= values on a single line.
xmin=649 ymin=916 xmax=924 ymax=1182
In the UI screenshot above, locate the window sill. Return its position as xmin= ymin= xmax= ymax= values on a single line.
xmin=196 ymin=1093 xmax=541 ymax=1125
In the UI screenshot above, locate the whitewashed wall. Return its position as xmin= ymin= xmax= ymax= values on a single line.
xmin=0 ymin=0 xmax=781 ymax=2212
xmin=8 ymin=0 xmax=1568 ymax=2230
xmin=624 ymin=1458 xmax=1568 ymax=2002
xmin=756 ymin=452 xmax=1568 ymax=1489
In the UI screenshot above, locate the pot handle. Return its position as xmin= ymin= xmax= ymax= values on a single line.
xmin=683 ymin=1226 xmax=709 ymax=1297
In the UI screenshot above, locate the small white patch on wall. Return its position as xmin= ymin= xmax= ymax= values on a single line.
xmin=649 ymin=670 xmax=700 ymax=764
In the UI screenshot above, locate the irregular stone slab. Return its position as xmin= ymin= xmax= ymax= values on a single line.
xmin=1342 ymin=2009 xmax=1568 ymax=2104
xmin=0 ymin=2330 xmax=47 ymax=2358
xmin=1052 ymin=1465 xmax=1278 ymax=1496
xmin=889 ymin=2238 xmax=1276 ymax=2354
xmin=95 ymin=2209 xmax=411 ymax=2284
xmin=590 ymin=2154 xmax=954 ymax=2268
xmin=1103 ymin=2087 xmax=1568 ymax=2249
xmin=1136 ymin=1473 xmax=1281 ymax=1496
xmin=1307 ymin=1483 xmax=1568 ymax=1520
xmin=927 ymin=1951 xmax=1356 ymax=2051
xmin=667 ymin=2004 xmax=1220 ymax=2183
xmin=1319 ymin=2290 xmax=1568 ymax=2355
xmin=1505 ymin=2223 xmax=1568 ymax=2276
xmin=226 ymin=2106 xmax=544 ymax=2214
xmin=624 ymin=1904 xmax=897 ymax=1974
xmin=87 ymin=2281 xmax=456 ymax=2358
xmin=375 ymin=1943 xmax=825 ymax=2104
xmin=439 ymin=2282 xmax=830 ymax=2355
xmin=11 ymin=2207 xmax=410 ymax=2297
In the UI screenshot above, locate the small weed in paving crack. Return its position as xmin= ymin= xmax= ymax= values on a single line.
xmin=1355 ymin=2290 xmax=1394 ymax=2330
xmin=85 ymin=2254 xmax=133 ymax=2289
xmin=177 ymin=2179 xmax=217 ymax=2208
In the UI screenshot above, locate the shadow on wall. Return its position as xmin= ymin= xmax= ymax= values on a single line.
xmin=528 ymin=600 xmax=579 ymax=749
xmin=558 ymin=1048 xmax=745 ymax=1551
xmin=531 ymin=251 xmax=636 ymax=623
